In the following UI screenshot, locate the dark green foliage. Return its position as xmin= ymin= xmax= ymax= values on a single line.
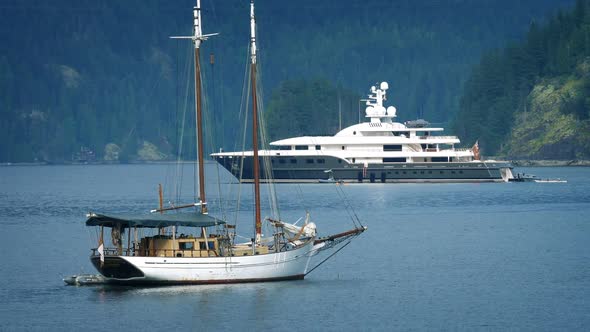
xmin=0 ymin=0 xmax=574 ymax=162
xmin=455 ymin=0 xmax=590 ymax=155
xmin=265 ymin=79 xmax=360 ymax=141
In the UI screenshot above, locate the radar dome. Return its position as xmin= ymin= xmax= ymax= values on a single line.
xmin=365 ymin=106 xmax=374 ymax=115
xmin=387 ymin=106 xmax=397 ymax=116
xmin=380 ymin=82 xmax=389 ymax=90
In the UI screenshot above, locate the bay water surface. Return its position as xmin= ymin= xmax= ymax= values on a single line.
xmin=0 ymin=164 xmax=589 ymax=331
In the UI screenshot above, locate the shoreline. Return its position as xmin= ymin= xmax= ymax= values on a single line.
xmin=0 ymin=160 xmax=215 ymax=167
xmin=1 ymin=159 xmax=589 ymax=167
xmin=509 ymin=160 xmax=590 ymax=167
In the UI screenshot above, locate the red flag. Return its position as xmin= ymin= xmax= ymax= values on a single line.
xmin=472 ymin=140 xmax=480 ymax=160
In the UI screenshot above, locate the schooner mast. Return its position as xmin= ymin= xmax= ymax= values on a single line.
xmin=250 ymin=0 xmax=262 ymax=245
xmin=170 ymin=0 xmax=217 ymax=214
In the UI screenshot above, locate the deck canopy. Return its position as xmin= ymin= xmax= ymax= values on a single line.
xmin=85 ymin=212 xmax=225 ymax=228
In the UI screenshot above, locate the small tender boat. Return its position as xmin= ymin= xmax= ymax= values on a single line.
xmin=63 ymin=274 xmax=106 ymax=286
xmin=509 ymin=173 xmax=567 ymax=183
xmin=534 ymin=179 xmax=567 ymax=183
xmin=318 ymin=169 xmax=344 ymax=184
xmin=509 ymin=173 xmax=537 ymax=182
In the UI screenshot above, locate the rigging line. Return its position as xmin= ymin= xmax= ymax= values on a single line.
xmin=193 ymin=48 xmax=199 ymax=204
xmin=232 ymin=43 xmax=253 ymax=233
xmin=305 ymin=240 xmax=352 ymax=276
xmin=173 ymin=42 xmax=193 ymax=204
xmin=235 ymin=42 xmax=252 ymax=153
xmin=255 ymin=67 xmax=280 ymax=221
xmin=335 ymin=183 xmax=362 ymax=227
xmin=325 ymin=174 xmax=358 ymax=228
xmin=204 ymin=88 xmax=228 ymax=222
xmin=337 ymin=182 xmax=361 ymax=227
xmin=255 ymin=40 xmax=281 ymax=222
xmin=223 ymin=41 xmax=251 ymax=230
xmin=201 ymin=57 xmax=225 ymax=221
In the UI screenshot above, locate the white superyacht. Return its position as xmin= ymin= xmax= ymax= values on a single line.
xmin=213 ymin=82 xmax=514 ymax=183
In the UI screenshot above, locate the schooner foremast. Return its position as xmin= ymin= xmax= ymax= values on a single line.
xmin=170 ymin=0 xmax=218 ymax=215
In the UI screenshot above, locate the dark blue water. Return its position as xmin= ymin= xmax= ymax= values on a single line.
xmin=1 ymin=164 xmax=589 ymax=331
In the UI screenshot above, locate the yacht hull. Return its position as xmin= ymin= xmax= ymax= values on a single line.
xmin=214 ymin=155 xmax=513 ymax=183
xmin=90 ymin=241 xmax=315 ymax=285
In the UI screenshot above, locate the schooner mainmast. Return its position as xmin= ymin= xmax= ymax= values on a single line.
xmin=249 ymin=0 xmax=262 ymax=247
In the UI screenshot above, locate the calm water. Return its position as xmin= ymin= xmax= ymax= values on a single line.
xmin=0 ymin=164 xmax=589 ymax=331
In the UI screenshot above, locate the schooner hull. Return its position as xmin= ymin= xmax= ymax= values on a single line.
xmin=90 ymin=241 xmax=315 ymax=285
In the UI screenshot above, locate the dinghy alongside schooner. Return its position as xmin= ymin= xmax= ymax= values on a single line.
xmin=82 ymin=0 xmax=365 ymax=285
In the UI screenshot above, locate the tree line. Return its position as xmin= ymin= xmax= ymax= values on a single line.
xmin=454 ymin=0 xmax=590 ymax=157
xmin=0 ymin=0 xmax=573 ymax=162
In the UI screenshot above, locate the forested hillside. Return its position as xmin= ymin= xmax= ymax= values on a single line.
xmin=455 ymin=0 xmax=590 ymax=159
xmin=0 ymin=0 xmax=573 ymax=162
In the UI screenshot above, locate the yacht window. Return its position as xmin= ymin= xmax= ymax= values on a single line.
xmin=208 ymin=241 xmax=215 ymax=250
xmin=352 ymin=158 xmax=356 ymax=163
xmin=383 ymin=145 xmax=402 ymax=152
xmin=306 ymin=159 xmax=314 ymax=164
xmin=315 ymin=145 xmax=321 ymax=150
xmin=199 ymin=242 xmax=207 ymax=250
xmin=295 ymin=145 xmax=308 ymax=150
xmin=278 ymin=146 xmax=290 ymax=150
xmin=383 ymin=157 xmax=405 ymax=163
xmin=179 ymin=242 xmax=194 ymax=250
xmin=290 ymin=159 xmax=297 ymax=164
xmin=341 ymin=146 xmax=345 ymax=150
xmin=432 ymin=157 xmax=447 ymax=162
xmin=337 ymin=159 xmax=342 ymax=164
xmin=317 ymin=159 xmax=325 ymax=164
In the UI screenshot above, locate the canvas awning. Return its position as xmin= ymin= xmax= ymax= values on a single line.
xmin=85 ymin=212 xmax=225 ymax=228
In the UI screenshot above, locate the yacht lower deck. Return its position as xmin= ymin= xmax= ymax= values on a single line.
xmin=214 ymin=155 xmax=513 ymax=183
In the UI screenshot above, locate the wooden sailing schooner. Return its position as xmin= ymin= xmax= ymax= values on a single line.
xmin=83 ymin=0 xmax=366 ymax=285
